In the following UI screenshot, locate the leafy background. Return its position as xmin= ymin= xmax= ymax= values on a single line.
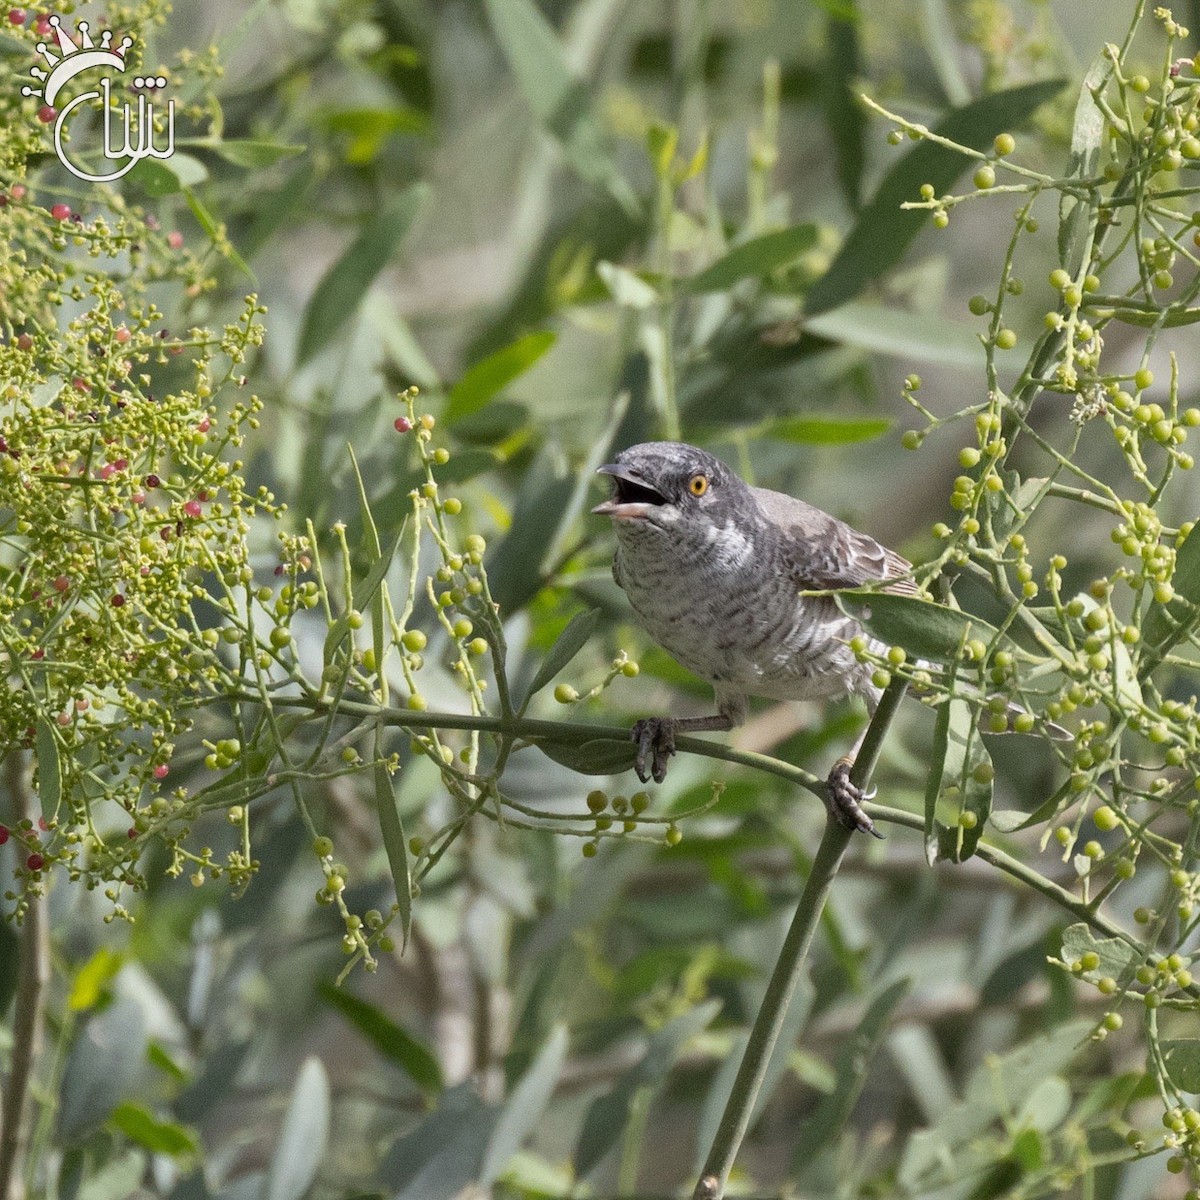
xmin=3 ymin=0 xmax=1200 ymax=1198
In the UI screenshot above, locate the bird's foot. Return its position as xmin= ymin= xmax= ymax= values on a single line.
xmin=631 ymin=717 xmax=677 ymax=784
xmin=825 ymin=757 xmax=883 ymax=839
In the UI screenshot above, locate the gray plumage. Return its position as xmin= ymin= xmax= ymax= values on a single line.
xmin=596 ymin=441 xmax=913 ymax=723
xmin=593 ymin=441 xmax=915 ymax=833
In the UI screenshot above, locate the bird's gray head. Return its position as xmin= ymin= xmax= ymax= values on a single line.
xmin=592 ymin=442 xmax=750 ymax=533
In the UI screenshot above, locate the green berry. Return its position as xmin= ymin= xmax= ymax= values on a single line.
xmin=973 ymin=165 xmax=996 ymax=189
xmin=554 ymin=683 xmax=579 ymax=704
xmin=313 ymin=836 xmax=334 ymax=858
xmin=994 ymin=133 xmax=1015 ymax=156
xmin=995 ymin=328 xmax=1017 ymax=350
xmin=402 ymin=630 xmax=427 ymax=652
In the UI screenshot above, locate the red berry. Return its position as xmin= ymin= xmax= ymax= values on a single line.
xmin=38 ymin=105 xmax=56 ymax=123
xmin=197 ymin=489 xmax=209 ymax=502
xmin=166 ymin=230 xmax=183 ymax=249
xmin=72 ymin=377 xmax=89 ymax=391
xmin=50 ymin=203 xmax=70 ymax=220
xmin=196 ymin=418 xmax=210 ymax=433
xmin=128 ymin=827 xmax=138 ymax=839
xmin=99 ymin=463 xmax=115 ymax=480
xmin=37 ymin=816 xmax=48 ymax=831
xmin=144 ymin=474 xmax=160 ymax=488
xmin=183 ymin=500 xmax=202 ymax=519
xmin=8 ymin=10 xmax=25 ymax=25
xmin=160 ymin=526 xmax=171 ymax=541
xmin=16 ymin=333 xmax=32 ymax=351
xmin=30 ymin=649 xmax=44 ymax=660
xmin=115 ymin=326 xmax=131 ymax=344
xmin=26 ymin=853 xmax=44 ymax=872
xmin=113 ymin=458 xmax=128 ymax=471
xmin=0 ymin=826 xmax=8 ymax=845
xmin=153 ymin=764 xmax=169 ymax=779
xmin=394 ymin=416 xmax=413 ymax=433
xmin=53 ymin=575 xmax=68 ymax=592
xmin=10 ymin=184 xmax=25 ymax=200
xmin=111 ymin=593 xmax=125 ymax=607
xmin=33 ymin=14 xmax=48 ymax=34
xmin=131 ymin=491 xmax=145 ymax=505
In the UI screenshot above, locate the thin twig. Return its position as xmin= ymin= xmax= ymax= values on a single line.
xmin=0 ymin=753 xmax=50 ymax=1200
xmin=690 ymin=678 xmax=908 ymax=1200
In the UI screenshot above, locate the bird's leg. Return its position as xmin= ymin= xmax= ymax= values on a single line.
xmin=825 ymin=726 xmax=884 ymax=839
xmin=631 ymin=714 xmax=734 ymax=784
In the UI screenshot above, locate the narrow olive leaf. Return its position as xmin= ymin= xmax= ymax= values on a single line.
xmin=1160 ymin=1040 xmax=1200 ymax=1092
xmin=0 ymin=919 xmax=18 ymax=1017
xmin=805 ymin=78 xmax=1066 ymax=315
xmin=297 ymin=183 xmax=428 ymax=365
xmin=836 ymin=592 xmax=1000 ymax=663
xmin=263 ymin=1058 xmax=330 ymax=1200
xmin=318 ymin=982 xmax=441 ymax=1094
xmin=323 ymin=523 xmax=404 ymax=665
xmin=575 ymin=1000 xmax=720 ymax=1178
xmin=682 ymin=224 xmax=820 ymax=293
xmin=109 ymin=1104 xmax=198 ymax=1157
xmin=821 ymin=1 xmax=866 ymax=211
xmin=803 ymin=302 xmax=980 ymax=366
xmin=374 ymin=761 xmax=412 ymax=952
xmin=177 ymin=138 xmax=305 ymax=168
xmin=446 ymin=330 xmax=557 ymax=424
xmin=521 ymin=609 xmax=601 ymax=712
xmin=483 ymin=0 xmax=637 ymax=215
xmin=1103 ymin=304 xmax=1200 ymax=328
xmin=790 ymin=978 xmax=911 ymax=1173
xmin=1060 ymin=923 xmax=1137 ymax=979
xmin=480 ymin=1024 xmax=568 ymax=1186
xmin=35 ymin=714 xmax=62 ymax=823
xmin=348 ymin=446 xmax=389 ymax=696
xmin=128 ymin=152 xmax=208 ymax=196
xmin=944 ymin=698 xmax=992 ymax=862
xmin=182 ymin=187 xmax=254 ymax=281
xmin=923 ymin=697 xmax=953 ymax=866
xmin=762 ymin=413 xmax=891 ymax=445
xmin=1059 ymin=52 xmax=1110 ymax=274
xmin=535 ymin=737 xmax=639 ymax=776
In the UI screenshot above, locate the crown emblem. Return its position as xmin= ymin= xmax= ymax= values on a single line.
xmin=20 ymin=16 xmax=134 ymax=107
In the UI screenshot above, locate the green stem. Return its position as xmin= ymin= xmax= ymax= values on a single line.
xmin=690 ymin=678 xmax=906 ymax=1200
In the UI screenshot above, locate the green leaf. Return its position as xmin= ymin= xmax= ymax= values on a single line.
xmin=821 ymin=2 xmax=866 ymax=210
xmin=263 ymin=1058 xmax=330 ymax=1200
xmin=899 ymin=1020 xmax=1094 ymax=1191
xmin=791 ymin=978 xmax=911 ymax=1173
xmin=927 ymin=698 xmax=992 ymax=862
xmin=127 ymin=152 xmax=208 ymax=196
xmin=805 ymin=79 xmax=1066 ymax=315
xmin=596 ymin=261 xmax=659 ymax=308
xmin=575 ymin=1000 xmax=720 ymax=1177
xmin=296 ymin=183 xmax=428 ymax=365
xmin=924 ymin=689 xmax=953 ymax=864
xmin=682 ymin=224 xmax=820 ymax=293
xmin=379 ymin=1085 xmax=498 ymax=1200
xmin=35 ymin=714 xmax=62 ymax=823
xmin=374 ymin=761 xmax=412 ymax=953
xmin=181 ymin=138 xmax=305 ymax=168
xmin=521 ymin=609 xmax=600 ymax=711
xmin=483 ymin=0 xmax=636 ymax=215
xmin=446 ymin=331 xmax=557 ymax=424
xmin=325 ymin=108 xmax=430 ymax=165
xmin=480 ymin=1025 xmax=568 ymax=1185
xmin=1059 ymin=923 xmax=1137 ymax=980
xmin=1161 ymin=1039 xmax=1200 ymax=1092
xmin=804 ymin=301 xmax=981 ymax=366
xmin=535 ymin=736 xmax=638 ymax=776
xmin=59 ymin=998 xmax=148 ymax=1140
xmin=835 ymin=592 xmax=999 ymax=662
xmin=319 ymin=981 xmax=441 ymax=1094
xmin=1059 ymin=52 xmax=1110 ymax=275
xmin=109 ymin=1104 xmax=198 ymax=1157
xmin=182 ymin=187 xmax=254 ymax=281
xmin=761 ymin=413 xmax=891 ymax=445
xmin=68 ymin=948 xmax=123 ymax=1012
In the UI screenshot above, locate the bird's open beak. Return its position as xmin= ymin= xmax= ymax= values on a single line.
xmin=592 ymin=464 xmax=667 ymax=520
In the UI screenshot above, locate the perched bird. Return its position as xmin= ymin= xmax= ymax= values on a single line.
xmin=593 ymin=441 xmax=917 ymax=837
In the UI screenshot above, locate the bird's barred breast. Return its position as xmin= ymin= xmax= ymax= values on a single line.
xmin=613 ymin=520 xmax=873 ymax=704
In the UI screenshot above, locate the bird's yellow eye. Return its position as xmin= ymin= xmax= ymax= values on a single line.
xmin=688 ymin=474 xmax=709 ymax=497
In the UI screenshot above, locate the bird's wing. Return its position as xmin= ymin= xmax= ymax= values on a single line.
xmin=751 ymin=486 xmax=918 ymax=596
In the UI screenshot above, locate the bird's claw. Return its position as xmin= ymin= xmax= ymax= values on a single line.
xmin=631 ymin=717 xmax=676 ymax=784
xmin=826 ymin=759 xmax=884 ymax=839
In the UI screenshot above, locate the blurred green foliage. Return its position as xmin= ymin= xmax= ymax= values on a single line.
xmin=2 ymin=1 xmax=1200 ymax=1199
